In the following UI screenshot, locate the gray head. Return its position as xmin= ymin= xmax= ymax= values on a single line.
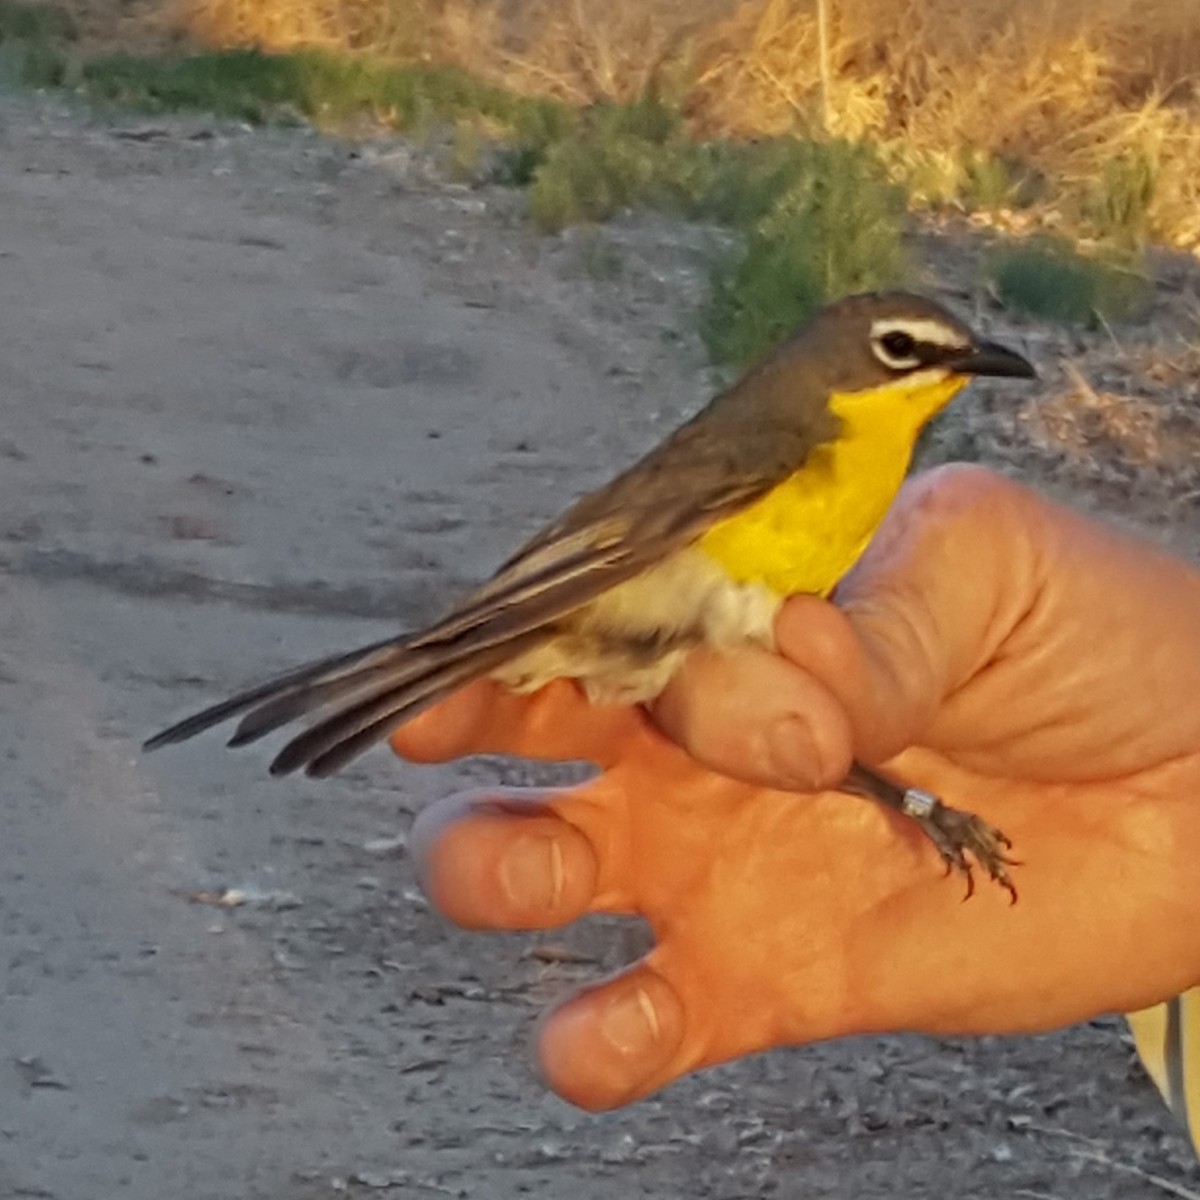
xmin=778 ymin=291 xmax=1035 ymax=394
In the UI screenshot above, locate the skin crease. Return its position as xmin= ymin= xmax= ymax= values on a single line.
xmin=390 ymin=464 xmax=1200 ymax=1114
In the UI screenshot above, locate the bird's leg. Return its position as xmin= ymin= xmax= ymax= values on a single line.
xmin=842 ymin=762 xmax=1019 ymax=902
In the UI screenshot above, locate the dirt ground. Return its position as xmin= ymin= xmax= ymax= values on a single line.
xmin=1 ymin=88 xmax=1199 ymax=1200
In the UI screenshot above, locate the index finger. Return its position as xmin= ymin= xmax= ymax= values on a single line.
xmin=389 ymin=676 xmax=649 ymax=767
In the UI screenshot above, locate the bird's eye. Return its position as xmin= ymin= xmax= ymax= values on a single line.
xmin=880 ymin=330 xmax=917 ymax=359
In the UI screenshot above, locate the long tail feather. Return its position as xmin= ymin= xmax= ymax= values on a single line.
xmin=304 ymin=705 xmax=449 ymax=778
xmin=142 ymin=637 xmax=404 ymax=749
xmin=226 ymin=646 xmax=448 ymax=747
xmin=269 ymin=635 xmax=544 ymax=777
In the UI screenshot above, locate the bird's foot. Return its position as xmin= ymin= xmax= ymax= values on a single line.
xmin=844 ymin=763 xmax=1019 ymax=902
xmin=898 ymin=786 xmax=1018 ymax=903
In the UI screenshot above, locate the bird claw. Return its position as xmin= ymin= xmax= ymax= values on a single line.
xmin=904 ymin=789 xmax=1019 ymax=903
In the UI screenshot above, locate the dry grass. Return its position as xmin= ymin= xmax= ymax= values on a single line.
xmin=1013 ymin=345 xmax=1200 ymax=519
xmin=182 ymin=0 xmax=429 ymax=57
xmin=1032 ymin=361 xmax=1200 ymax=473
xmin=171 ymin=0 xmax=706 ymax=101
xmin=60 ymin=0 xmax=1200 ymax=250
xmin=691 ymin=0 xmax=1200 ymax=246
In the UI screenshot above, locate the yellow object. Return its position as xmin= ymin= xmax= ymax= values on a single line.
xmin=1128 ymin=989 xmax=1200 ymax=1153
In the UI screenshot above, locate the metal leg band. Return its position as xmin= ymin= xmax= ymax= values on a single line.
xmin=900 ymin=787 xmax=938 ymax=820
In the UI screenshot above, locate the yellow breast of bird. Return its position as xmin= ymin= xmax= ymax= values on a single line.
xmin=698 ymin=380 xmax=962 ymax=596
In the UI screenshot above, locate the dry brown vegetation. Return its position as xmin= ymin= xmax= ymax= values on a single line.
xmin=698 ymin=0 xmax=1200 ymax=245
xmin=138 ymin=0 xmax=1200 ymax=250
xmin=1034 ymin=357 xmax=1200 ymax=467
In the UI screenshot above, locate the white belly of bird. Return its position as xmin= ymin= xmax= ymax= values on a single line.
xmin=490 ymin=547 xmax=781 ymax=705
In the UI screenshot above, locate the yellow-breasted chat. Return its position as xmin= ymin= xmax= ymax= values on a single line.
xmin=145 ymin=290 xmax=1035 ymax=892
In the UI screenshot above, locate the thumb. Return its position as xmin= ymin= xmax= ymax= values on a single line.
xmin=536 ymin=965 xmax=686 ymax=1110
xmin=775 ymin=466 xmax=1040 ymax=764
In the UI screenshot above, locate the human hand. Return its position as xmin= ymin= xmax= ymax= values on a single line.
xmin=391 ymin=465 xmax=1200 ymax=1112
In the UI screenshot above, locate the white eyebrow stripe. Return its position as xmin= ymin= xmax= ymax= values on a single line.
xmin=870 ymin=316 xmax=969 ymax=348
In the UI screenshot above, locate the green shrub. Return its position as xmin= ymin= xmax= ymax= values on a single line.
xmin=987 ymin=236 xmax=1152 ymax=325
xmin=1078 ymin=153 xmax=1156 ymax=247
xmin=80 ymin=48 xmax=572 ymax=139
xmin=696 ymin=137 xmax=863 ymax=227
xmin=701 ymin=139 xmax=911 ymax=365
xmin=0 ymin=0 xmax=73 ymax=88
xmin=83 ymin=49 xmax=299 ymax=122
xmin=493 ymin=101 xmax=576 ymax=185
xmin=528 ymin=98 xmax=707 ymax=231
xmin=0 ymin=0 xmax=74 ymax=44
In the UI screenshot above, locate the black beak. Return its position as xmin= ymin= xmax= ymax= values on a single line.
xmin=947 ymin=339 xmax=1037 ymax=379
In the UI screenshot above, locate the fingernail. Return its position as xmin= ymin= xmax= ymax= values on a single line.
xmin=498 ymin=834 xmax=563 ymax=913
xmin=600 ymin=985 xmax=661 ymax=1059
xmin=766 ymin=715 xmax=822 ymax=789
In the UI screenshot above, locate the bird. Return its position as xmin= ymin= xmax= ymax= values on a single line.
xmin=145 ymin=290 xmax=1036 ymax=896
